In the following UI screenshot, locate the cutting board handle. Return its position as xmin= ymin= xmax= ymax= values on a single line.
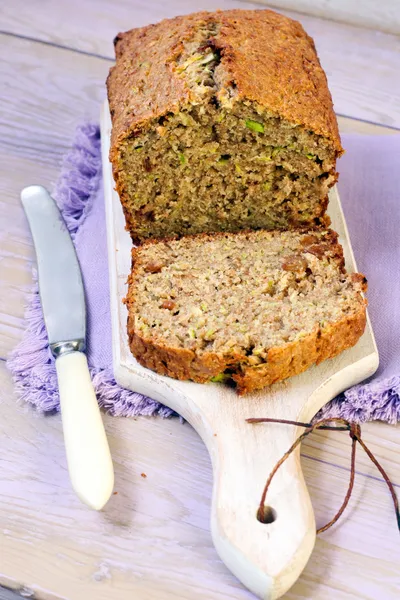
xmin=208 ymin=417 xmax=315 ymax=600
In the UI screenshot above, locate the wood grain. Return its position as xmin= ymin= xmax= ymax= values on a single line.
xmin=0 ymin=11 xmax=399 ymax=600
xmin=242 ymin=0 xmax=400 ymax=35
xmin=1 ymin=0 xmax=400 ymax=128
xmin=1 ymin=367 xmax=399 ymax=600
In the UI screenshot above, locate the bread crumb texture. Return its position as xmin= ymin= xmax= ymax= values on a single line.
xmin=126 ymin=229 xmax=366 ymax=394
xmin=107 ymin=9 xmax=343 ymax=242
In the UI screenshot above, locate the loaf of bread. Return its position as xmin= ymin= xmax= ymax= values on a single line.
xmin=107 ymin=9 xmax=343 ymax=243
xmin=126 ymin=229 xmax=367 ymax=394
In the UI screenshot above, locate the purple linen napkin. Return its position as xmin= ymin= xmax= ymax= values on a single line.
xmin=7 ymin=124 xmax=400 ymax=423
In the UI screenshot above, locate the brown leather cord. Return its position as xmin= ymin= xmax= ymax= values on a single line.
xmin=317 ymin=426 xmax=357 ymax=534
xmin=246 ymin=417 xmax=400 ymax=533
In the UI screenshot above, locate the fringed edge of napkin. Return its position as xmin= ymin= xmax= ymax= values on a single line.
xmin=317 ymin=376 xmax=400 ymax=424
xmin=6 ymin=123 xmax=399 ymax=424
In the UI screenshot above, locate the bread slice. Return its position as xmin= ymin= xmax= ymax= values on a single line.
xmin=126 ymin=229 xmax=367 ymax=394
xmin=107 ymin=9 xmax=343 ymax=243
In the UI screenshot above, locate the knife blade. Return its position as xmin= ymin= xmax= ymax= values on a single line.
xmin=21 ymin=185 xmax=114 ymax=510
xmin=21 ymin=185 xmax=85 ymax=346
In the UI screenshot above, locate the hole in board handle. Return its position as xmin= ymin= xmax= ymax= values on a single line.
xmin=257 ymin=505 xmax=277 ymax=524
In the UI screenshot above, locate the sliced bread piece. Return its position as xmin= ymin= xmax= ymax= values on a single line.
xmin=107 ymin=9 xmax=343 ymax=243
xmin=126 ymin=229 xmax=367 ymax=394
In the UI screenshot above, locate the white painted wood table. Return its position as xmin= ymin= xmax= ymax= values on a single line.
xmin=0 ymin=2 xmax=399 ymax=599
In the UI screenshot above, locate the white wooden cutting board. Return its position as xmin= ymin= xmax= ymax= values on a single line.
xmin=100 ymin=103 xmax=379 ymax=600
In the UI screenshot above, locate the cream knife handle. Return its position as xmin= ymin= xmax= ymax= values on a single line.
xmin=55 ymin=351 xmax=114 ymax=510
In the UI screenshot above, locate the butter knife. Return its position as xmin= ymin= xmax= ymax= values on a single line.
xmin=21 ymin=185 xmax=114 ymax=510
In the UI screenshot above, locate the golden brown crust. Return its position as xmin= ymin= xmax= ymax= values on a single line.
xmin=107 ymin=9 xmax=343 ymax=154
xmin=214 ymin=10 xmax=342 ymax=153
xmin=232 ymin=309 xmax=366 ymax=394
xmin=127 ymin=303 xmax=366 ymax=395
xmin=126 ymin=229 xmax=366 ymax=395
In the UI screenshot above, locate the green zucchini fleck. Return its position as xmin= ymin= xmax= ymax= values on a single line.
xmin=271 ymin=146 xmax=283 ymax=158
xmin=245 ymin=119 xmax=264 ymax=133
xmin=210 ymin=373 xmax=231 ymax=383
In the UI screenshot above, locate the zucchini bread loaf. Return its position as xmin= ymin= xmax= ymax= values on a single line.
xmin=126 ymin=229 xmax=367 ymax=394
xmin=107 ymin=9 xmax=343 ymax=243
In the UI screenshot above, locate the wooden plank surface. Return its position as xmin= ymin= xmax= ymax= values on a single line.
xmin=243 ymin=0 xmax=400 ymax=35
xmin=1 ymin=371 xmax=399 ymax=600
xmin=1 ymin=0 xmax=400 ymax=129
xmin=0 ymin=3 xmax=399 ymax=600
